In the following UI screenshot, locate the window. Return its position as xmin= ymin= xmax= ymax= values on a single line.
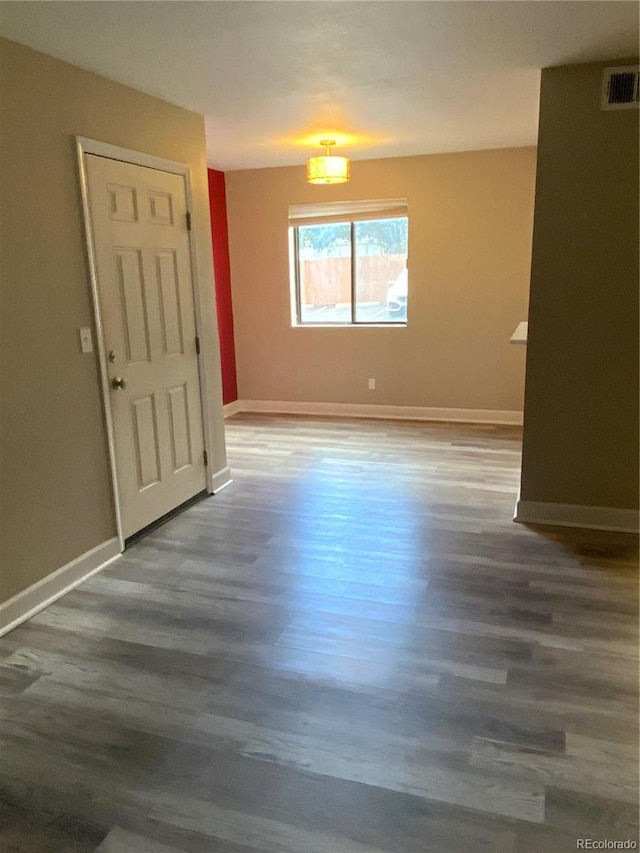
xmin=289 ymin=200 xmax=408 ymax=325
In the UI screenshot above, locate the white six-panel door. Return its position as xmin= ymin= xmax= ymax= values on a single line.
xmin=85 ymin=154 xmax=206 ymax=539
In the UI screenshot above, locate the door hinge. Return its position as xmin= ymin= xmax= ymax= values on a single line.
xmin=203 ymin=449 xmax=208 ymax=467
xmin=186 ymin=211 xmax=192 ymax=231
xmin=195 ymin=335 xmax=200 ymax=355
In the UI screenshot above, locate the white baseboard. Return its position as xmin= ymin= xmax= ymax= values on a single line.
xmin=231 ymin=399 xmax=523 ymax=426
xmin=210 ymin=465 xmax=233 ymax=493
xmin=0 ymin=537 xmax=121 ymax=638
xmin=223 ymin=400 xmax=241 ymax=418
xmin=514 ymin=500 xmax=639 ymax=533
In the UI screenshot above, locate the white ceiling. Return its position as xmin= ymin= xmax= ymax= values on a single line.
xmin=1 ymin=2 xmax=638 ymax=170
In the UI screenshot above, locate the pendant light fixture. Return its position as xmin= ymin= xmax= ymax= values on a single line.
xmin=306 ymin=139 xmax=350 ymax=185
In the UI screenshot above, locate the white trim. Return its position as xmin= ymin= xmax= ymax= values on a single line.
xmin=0 ymin=538 xmax=121 ymax=638
xmin=232 ymin=400 xmax=523 ymax=425
xmin=210 ymin=466 xmax=233 ymax=493
xmin=182 ymin=162 xmax=217 ymax=496
xmin=514 ymin=500 xmax=639 ymax=533
xmin=76 ymin=140 xmax=125 ymax=549
xmin=223 ymin=400 xmax=241 ymax=418
xmin=75 ymin=137 xmax=218 ymax=546
xmin=75 ymin=137 xmax=192 ymax=176
xmin=510 ymin=321 xmax=528 ymax=344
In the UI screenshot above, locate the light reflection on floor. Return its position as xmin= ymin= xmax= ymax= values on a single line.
xmin=270 ymin=463 xmax=425 ymax=689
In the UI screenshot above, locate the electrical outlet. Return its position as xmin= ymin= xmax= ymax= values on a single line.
xmin=368 ymin=378 xmax=376 ymax=390
xmin=79 ymin=327 xmax=93 ymax=354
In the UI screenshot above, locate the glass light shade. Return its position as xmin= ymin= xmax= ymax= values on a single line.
xmin=306 ymin=155 xmax=350 ymax=184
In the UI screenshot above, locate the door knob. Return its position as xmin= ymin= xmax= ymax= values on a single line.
xmin=111 ymin=377 xmax=127 ymax=390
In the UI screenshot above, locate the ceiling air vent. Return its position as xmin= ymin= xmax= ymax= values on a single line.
xmin=601 ymin=66 xmax=639 ymax=110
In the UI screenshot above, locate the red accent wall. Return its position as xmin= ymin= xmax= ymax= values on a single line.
xmin=207 ymin=169 xmax=238 ymax=404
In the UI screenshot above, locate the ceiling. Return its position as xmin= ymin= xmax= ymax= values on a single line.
xmin=1 ymin=2 xmax=638 ymax=171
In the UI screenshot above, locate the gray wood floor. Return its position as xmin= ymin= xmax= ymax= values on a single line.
xmin=1 ymin=414 xmax=638 ymax=852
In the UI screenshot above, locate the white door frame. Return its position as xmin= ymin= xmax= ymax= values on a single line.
xmin=76 ymin=136 xmax=216 ymax=550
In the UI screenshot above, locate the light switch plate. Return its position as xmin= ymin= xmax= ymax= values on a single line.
xmin=79 ymin=326 xmax=94 ymax=353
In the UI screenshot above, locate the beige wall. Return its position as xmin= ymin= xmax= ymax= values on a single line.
xmin=520 ymin=60 xmax=639 ymax=510
xmin=226 ymin=147 xmax=536 ymax=410
xmin=0 ymin=39 xmax=225 ymax=604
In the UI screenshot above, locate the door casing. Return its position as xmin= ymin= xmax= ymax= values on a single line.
xmin=76 ymin=136 xmax=219 ymax=550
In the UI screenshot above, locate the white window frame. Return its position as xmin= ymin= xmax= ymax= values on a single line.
xmin=289 ymin=200 xmax=408 ymax=328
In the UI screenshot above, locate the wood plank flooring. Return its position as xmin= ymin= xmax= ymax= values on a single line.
xmin=1 ymin=414 xmax=638 ymax=852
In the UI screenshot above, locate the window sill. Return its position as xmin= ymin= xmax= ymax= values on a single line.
xmin=292 ymin=323 xmax=408 ymax=329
